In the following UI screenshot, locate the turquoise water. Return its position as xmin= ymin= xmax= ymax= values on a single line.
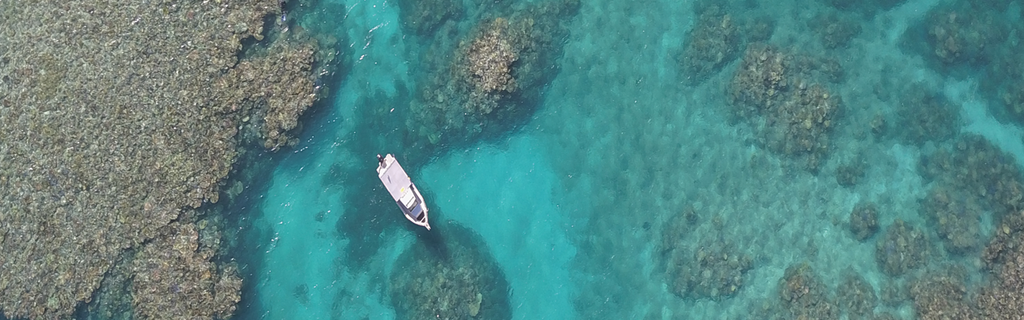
xmin=227 ymin=0 xmax=1024 ymax=319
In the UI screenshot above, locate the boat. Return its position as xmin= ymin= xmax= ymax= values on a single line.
xmin=376 ymin=154 xmax=431 ymax=230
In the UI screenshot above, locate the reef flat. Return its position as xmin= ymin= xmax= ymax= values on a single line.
xmin=0 ymin=1 xmax=321 ymax=318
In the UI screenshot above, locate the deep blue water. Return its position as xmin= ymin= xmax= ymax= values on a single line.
xmin=225 ymin=0 xmax=1024 ymax=319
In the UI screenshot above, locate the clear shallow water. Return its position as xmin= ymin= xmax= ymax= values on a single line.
xmin=229 ymin=0 xmax=1024 ymax=319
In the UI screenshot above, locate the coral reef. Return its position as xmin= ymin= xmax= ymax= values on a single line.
xmin=660 ymin=205 xmax=752 ymax=300
xmin=836 ymin=270 xmax=877 ymax=320
xmin=879 ymin=280 xmax=907 ymax=307
xmin=679 ymin=3 xmax=740 ymax=85
xmin=246 ymin=1 xmax=346 ymax=151
xmin=766 ymin=83 xmax=841 ymax=173
xmin=413 ymin=16 xmax=530 ymax=143
xmin=849 ymin=201 xmax=879 ymax=241
xmin=729 ymin=44 xmax=842 ymax=172
xmin=233 ymin=41 xmax=319 ymax=151
xmin=294 ymin=284 xmax=310 ymax=305
xmin=835 ymin=157 xmax=866 ymax=187
xmin=910 ymin=0 xmax=1024 ymax=127
xmin=981 ymin=210 xmax=1024 ymax=269
xmin=679 ymin=2 xmax=778 ymax=85
xmin=745 ymin=16 xmax=777 ymax=44
xmin=809 ymin=10 xmax=862 ymax=49
xmin=827 ymin=0 xmax=907 ymax=16
xmin=74 ymin=251 xmax=135 ymax=320
xmin=923 ymin=2 xmax=1007 ymax=66
xmin=778 ymin=263 xmax=840 ymax=320
xmin=919 ymin=134 xmax=1024 ymax=217
xmin=730 ymin=44 xmax=789 ymax=118
xmin=908 ymin=267 xmax=977 ymax=320
xmin=893 ymin=87 xmax=960 ymax=146
xmin=0 ymin=0 xmax=323 ymax=318
xmin=666 ymin=239 xmax=753 ymax=300
xmin=977 ymin=249 xmax=1024 ymax=320
xmin=281 ymin=0 xmax=346 ymax=74
xmin=987 ymin=40 xmax=1024 ymax=125
xmin=875 ymin=220 xmax=930 ymax=276
xmin=408 ymin=0 xmax=580 ymax=149
xmin=977 ymin=211 xmax=1024 ymax=319
xmin=130 ymin=222 xmax=243 ymax=320
xmin=659 ymin=205 xmax=700 ymax=256
xmin=998 ymin=70 xmax=1024 ymax=123
xmin=77 ymin=217 xmax=243 ymax=320
xmin=389 ymin=223 xmax=511 ymax=320
xmin=871 ymin=210 xmax=1024 ymax=319
xmin=398 ymin=0 xmax=463 ymax=35
xmin=792 ymin=55 xmax=846 ymax=84
xmin=920 ymin=187 xmax=983 ymax=254
xmin=872 ymin=312 xmax=899 ymax=320
xmin=870 ymin=113 xmax=887 ymax=137
xmin=465 ymin=18 xmax=521 ymax=101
